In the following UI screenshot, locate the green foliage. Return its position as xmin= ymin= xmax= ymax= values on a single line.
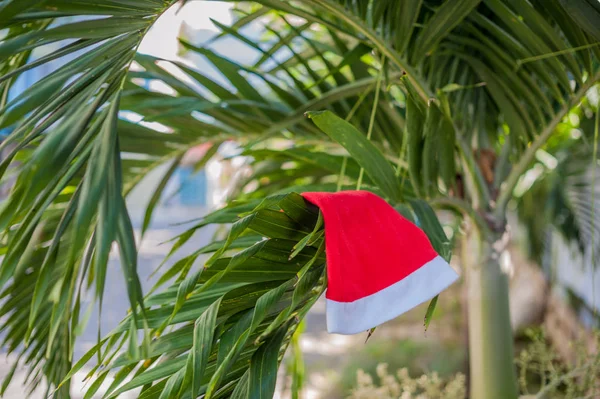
xmin=516 ymin=99 xmax=600 ymax=266
xmin=347 ymin=363 xmax=467 ymax=399
xmin=559 ymin=0 xmax=600 ymax=42
xmin=347 ymin=329 xmax=600 ymax=399
xmin=61 ymin=192 xmax=326 ymax=398
xmin=0 ymin=0 xmax=599 ymax=397
xmin=286 ymin=321 xmax=305 ymax=399
xmin=307 ymin=110 xmax=404 ymax=202
xmin=341 ymin=339 xmax=466 ymax=395
xmin=516 ymin=329 xmax=600 ymax=398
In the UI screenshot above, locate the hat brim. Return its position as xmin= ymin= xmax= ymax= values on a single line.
xmin=325 ymin=256 xmax=459 ymax=335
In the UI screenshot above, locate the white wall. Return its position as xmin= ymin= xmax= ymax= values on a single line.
xmin=546 ymin=229 xmax=600 ymax=326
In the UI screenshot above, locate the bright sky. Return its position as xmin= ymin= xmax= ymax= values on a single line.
xmin=138 ymin=1 xmax=234 ymax=59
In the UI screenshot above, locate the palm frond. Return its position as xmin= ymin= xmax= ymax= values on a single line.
xmin=0 ymin=0 xmax=180 ymax=392
xmin=61 ymin=192 xmax=324 ymax=398
xmin=517 ymin=133 xmax=600 ymax=266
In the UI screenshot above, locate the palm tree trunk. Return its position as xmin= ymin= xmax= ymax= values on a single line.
xmin=462 ymin=224 xmax=518 ymax=399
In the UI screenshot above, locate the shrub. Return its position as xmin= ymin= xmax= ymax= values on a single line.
xmin=347 ymin=364 xmax=466 ymax=399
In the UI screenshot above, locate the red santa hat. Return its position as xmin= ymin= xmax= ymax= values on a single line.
xmin=301 ymin=190 xmax=459 ymax=335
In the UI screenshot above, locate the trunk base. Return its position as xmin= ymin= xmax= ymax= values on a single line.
xmin=463 ymin=226 xmax=518 ymax=399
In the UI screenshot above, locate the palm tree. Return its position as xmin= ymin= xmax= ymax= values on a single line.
xmin=0 ymin=1 xmax=599 ymax=398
